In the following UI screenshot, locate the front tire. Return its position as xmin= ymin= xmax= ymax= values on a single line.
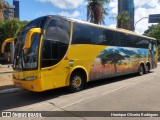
xmin=69 ymin=72 xmax=85 ymax=92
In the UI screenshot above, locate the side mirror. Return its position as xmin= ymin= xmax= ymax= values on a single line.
xmin=24 ymin=28 xmax=44 ymax=49
xmin=1 ymin=38 xmax=14 ymax=53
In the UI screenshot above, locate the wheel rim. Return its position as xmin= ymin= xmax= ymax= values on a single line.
xmin=139 ymin=66 xmax=143 ymax=75
xmin=146 ymin=66 xmax=149 ymax=72
xmin=72 ymin=76 xmax=82 ymax=88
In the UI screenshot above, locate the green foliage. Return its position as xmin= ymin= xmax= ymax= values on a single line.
xmin=116 ymin=11 xmax=131 ymax=30
xmin=0 ymin=18 xmax=28 ymax=51
xmin=3 ymin=18 xmax=20 ymax=38
xmin=0 ymin=0 xmax=9 ymax=9
xmin=144 ymin=23 xmax=160 ymax=55
xmin=87 ymin=0 xmax=110 ymax=24
xmin=144 ymin=23 xmax=160 ymax=43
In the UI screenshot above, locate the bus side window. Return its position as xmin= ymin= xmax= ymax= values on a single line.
xmin=102 ymin=29 xmax=115 ymax=46
xmin=121 ymin=33 xmax=128 ymax=47
xmin=72 ymin=23 xmax=94 ymax=44
xmin=41 ymin=40 xmax=59 ymax=68
xmin=41 ymin=19 xmax=70 ymax=68
xmin=114 ymin=32 xmax=121 ymax=46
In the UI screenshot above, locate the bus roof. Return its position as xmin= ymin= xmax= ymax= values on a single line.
xmin=45 ymin=15 xmax=157 ymax=41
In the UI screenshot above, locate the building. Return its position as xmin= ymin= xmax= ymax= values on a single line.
xmin=3 ymin=6 xmax=15 ymax=18
xmin=118 ymin=0 xmax=134 ymax=31
xmin=3 ymin=0 xmax=19 ymax=19
xmin=13 ymin=0 xmax=19 ymax=18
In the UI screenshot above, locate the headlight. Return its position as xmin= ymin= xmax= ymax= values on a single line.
xmin=25 ymin=76 xmax=37 ymax=81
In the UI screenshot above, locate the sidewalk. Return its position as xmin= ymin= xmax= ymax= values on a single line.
xmin=0 ymin=64 xmax=17 ymax=92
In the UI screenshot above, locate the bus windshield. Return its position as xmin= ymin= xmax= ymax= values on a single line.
xmin=13 ymin=17 xmax=45 ymax=71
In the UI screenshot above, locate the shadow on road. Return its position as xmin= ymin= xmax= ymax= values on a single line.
xmin=0 ymin=72 xmax=153 ymax=110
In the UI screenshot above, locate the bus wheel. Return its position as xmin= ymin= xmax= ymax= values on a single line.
xmin=69 ymin=72 xmax=85 ymax=92
xmin=145 ymin=64 xmax=150 ymax=74
xmin=138 ymin=65 xmax=144 ymax=76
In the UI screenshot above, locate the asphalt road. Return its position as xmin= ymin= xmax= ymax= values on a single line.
xmin=0 ymin=64 xmax=160 ymax=120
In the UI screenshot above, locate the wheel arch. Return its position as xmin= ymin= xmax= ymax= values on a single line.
xmin=139 ymin=61 xmax=145 ymax=71
xmin=67 ymin=66 xmax=89 ymax=85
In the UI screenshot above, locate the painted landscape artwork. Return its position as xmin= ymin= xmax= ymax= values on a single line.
xmin=89 ymin=47 xmax=148 ymax=81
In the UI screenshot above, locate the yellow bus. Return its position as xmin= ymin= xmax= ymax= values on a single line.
xmin=2 ymin=15 xmax=158 ymax=92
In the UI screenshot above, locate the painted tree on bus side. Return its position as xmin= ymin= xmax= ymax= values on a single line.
xmin=87 ymin=0 xmax=110 ymax=24
xmin=101 ymin=53 xmax=126 ymax=74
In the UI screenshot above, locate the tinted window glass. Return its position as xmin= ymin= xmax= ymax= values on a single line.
xmin=121 ymin=33 xmax=128 ymax=47
xmin=44 ymin=19 xmax=70 ymax=44
xmin=72 ymin=22 xmax=150 ymax=48
xmin=72 ymin=22 xmax=116 ymax=46
xmin=41 ymin=19 xmax=70 ymax=68
xmin=99 ymin=29 xmax=115 ymax=46
xmin=136 ymin=38 xmax=149 ymax=48
xmin=125 ymin=35 xmax=149 ymax=48
xmin=72 ymin=23 xmax=94 ymax=44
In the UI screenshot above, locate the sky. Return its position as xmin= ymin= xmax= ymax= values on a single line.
xmin=5 ymin=0 xmax=160 ymax=34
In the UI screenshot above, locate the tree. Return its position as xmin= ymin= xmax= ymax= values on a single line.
xmin=0 ymin=19 xmax=28 ymax=54
xmin=3 ymin=18 xmax=20 ymax=38
xmin=87 ymin=0 xmax=110 ymax=24
xmin=101 ymin=53 xmax=125 ymax=74
xmin=144 ymin=23 xmax=160 ymax=55
xmin=116 ymin=11 xmax=131 ymax=30
xmin=0 ymin=0 xmax=9 ymax=21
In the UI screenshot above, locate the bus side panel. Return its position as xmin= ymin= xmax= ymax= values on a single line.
xmin=40 ymin=44 xmax=106 ymax=90
xmin=40 ymin=61 xmax=70 ymax=91
xmin=89 ymin=46 xmax=148 ymax=81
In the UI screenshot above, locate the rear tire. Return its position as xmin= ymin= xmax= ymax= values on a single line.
xmin=145 ymin=64 xmax=150 ymax=74
xmin=69 ymin=72 xmax=85 ymax=92
xmin=138 ymin=65 xmax=144 ymax=76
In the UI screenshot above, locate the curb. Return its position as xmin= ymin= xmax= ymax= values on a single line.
xmin=0 ymin=71 xmax=13 ymax=74
xmin=0 ymin=88 xmax=23 ymax=95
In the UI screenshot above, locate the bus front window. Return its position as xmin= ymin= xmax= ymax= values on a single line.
xmin=13 ymin=17 xmax=45 ymax=71
xmin=23 ymin=33 xmax=40 ymax=69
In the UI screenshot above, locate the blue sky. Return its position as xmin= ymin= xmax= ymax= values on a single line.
xmin=5 ymin=0 xmax=115 ymax=27
xmin=5 ymin=0 xmax=160 ymax=34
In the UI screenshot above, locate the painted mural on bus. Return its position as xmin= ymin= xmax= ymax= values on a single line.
xmin=89 ymin=46 xmax=149 ymax=81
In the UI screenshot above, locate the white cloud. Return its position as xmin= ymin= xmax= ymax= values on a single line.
xmin=59 ymin=10 xmax=80 ymax=18
xmin=36 ymin=0 xmax=85 ymax=9
xmin=109 ymin=0 xmax=118 ymax=14
xmin=134 ymin=0 xmax=159 ymax=8
xmin=35 ymin=10 xmax=80 ymax=19
xmin=135 ymin=4 xmax=160 ymax=34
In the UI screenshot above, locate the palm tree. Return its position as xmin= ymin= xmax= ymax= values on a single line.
xmin=116 ymin=11 xmax=131 ymax=30
xmin=87 ymin=0 xmax=110 ymax=24
xmin=0 ymin=0 xmax=9 ymax=21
